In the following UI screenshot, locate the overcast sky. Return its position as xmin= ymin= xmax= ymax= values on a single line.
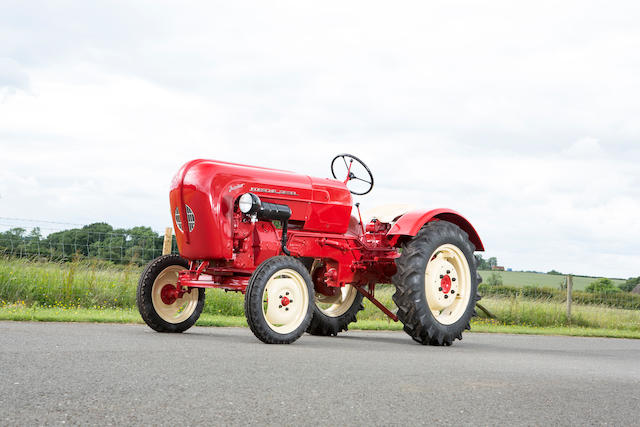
xmin=1 ymin=1 xmax=639 ymax=278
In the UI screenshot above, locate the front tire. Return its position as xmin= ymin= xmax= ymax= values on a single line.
xmin=244 ymin=256 xmax=314 ymax=344
xmin=137 ymin=254 xmax=205 ymax=333
xmin=392 ymin=221 xmax=480 ymax=345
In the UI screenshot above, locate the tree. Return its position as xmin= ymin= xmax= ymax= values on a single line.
xmin=0 ymin=227 xmax=27 ymax=256
xmin=547 ymin=270 xmax=562 ymax=275
xmin=619 ymin=277 xmax=640 ymax=293
xmin=25 ymin=227 xmax=43 ymax=256
xmin=585 ymin=278 xmax=620 ymax=294
xmin=125 ymin=226 xmax=163 ymax=262
xmin=0 ymin=222 xmax=165 ymax=264
xmin=475 ymin=254 xmax=499 ymax=270
xmin=474 ymin=254 xmax=489 ymax=270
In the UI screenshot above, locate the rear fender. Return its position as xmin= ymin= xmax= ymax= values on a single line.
xmin=387 ymin=209 xmax=484 ymax=251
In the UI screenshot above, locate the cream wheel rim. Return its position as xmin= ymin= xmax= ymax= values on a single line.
xmin=315 ymin=285 xmax=358 ymax=317
xmin=424 ymin=244 xmax=471 ymax=325
xmin=262 ymin=269 xmax=310 ymax=334
xmin=151 ymin=265 xmax=199 ymax=324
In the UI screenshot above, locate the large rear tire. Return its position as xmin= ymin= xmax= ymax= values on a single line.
xmin=137 ymin=254 xmax=205 ymax=333
xmin=392 ymin=221 xmax=481 ymax=345
xmin=307 ymin=284 xmax=364 ymax=336
xmin=245 ymin=256 xmax=314 ymax=344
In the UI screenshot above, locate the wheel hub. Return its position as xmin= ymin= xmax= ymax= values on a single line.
xmin=440 ymin=275 xmax=452 ymax=293
xmin=425 ymin=254 xmax=458 ymax=310
xmin=160 ymin=284 xmax=179 ymax=305
xmin=150 ymin=265 xmax=200 ymax=325
xmin=262 ymin=269 xmax=309 ymax=334
xmin=422 ymin=244 xmax=472 ymax=326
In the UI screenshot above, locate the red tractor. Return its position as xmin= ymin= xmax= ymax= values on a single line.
xmin=137 ymin=154 xmax=483 ymax=345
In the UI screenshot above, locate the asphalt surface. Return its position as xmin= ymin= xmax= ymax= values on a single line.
xmin=1 ymin=322 xmax=639 ymax=426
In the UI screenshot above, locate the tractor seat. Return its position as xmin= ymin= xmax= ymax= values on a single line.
xmin=363 ymin=204 xmax=414 ymax=224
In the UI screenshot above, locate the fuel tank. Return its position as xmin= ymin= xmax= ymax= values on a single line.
xmin=170 ymin=159 xmax=353 ymax=260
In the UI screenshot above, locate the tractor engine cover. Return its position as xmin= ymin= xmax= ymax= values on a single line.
xmin=170 ymin=159 xmax=353 ymax=260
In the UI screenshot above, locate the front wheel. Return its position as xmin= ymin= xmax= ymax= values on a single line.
xmin=392 ymin=221 xmax=481 ymax=345
xmin=244 ymin=256 xmax=314 ymax=344
xmin=137 ymin=254 xmax=205 ymax=333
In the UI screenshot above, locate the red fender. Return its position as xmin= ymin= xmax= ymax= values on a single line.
xmin=387 ymin=209 xmax=484 ymax=251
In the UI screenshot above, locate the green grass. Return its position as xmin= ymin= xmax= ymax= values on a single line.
xmin=468 ymin=320 xmax=640 ymax=339
xmin=478 ymin=283 xmax=640 ymax=310
xmin=478 ymin=296 xmax=640 ymax=331
xmin=0 ymin=302 xmax=248 ymax=326
xmin=479 ymin=270 xmax=626 ymax=290
xmin=1 ymin=257 xmax=639 ymax=339
xmin=1 ymin=303 xmax=638 ymax=339
xmin=0 ymin=257 xmax=245 ymax=316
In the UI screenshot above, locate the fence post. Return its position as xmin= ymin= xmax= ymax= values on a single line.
xmin=566 ymin=275 xmax=573 ymax=322
xmin=162 ymin=227 xmax=173 ymax=255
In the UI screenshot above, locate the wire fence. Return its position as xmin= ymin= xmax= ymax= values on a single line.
xmin=476 ymin=281 xmax=640 ymax=331
xmin=0 ymin=223 xmax=177 ymax=265
xmin=1 ymin=219 xmax=638 ymax=333
xmin=478 ymin=283 xmax=640 ymax=310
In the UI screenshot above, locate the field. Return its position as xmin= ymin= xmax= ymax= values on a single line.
xmin=479 ymin=270 xmax=626 ymax=290
xmin=1 ymin=258 xmax=638 ymax=338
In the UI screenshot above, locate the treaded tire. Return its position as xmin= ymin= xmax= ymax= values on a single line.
xmin=245 ymin=256 xmax=314 ymax=344
xmin=307 ymin=290 xmax=364 ymax=336
xmin=392 ymin=221 xmax=481 ymax=346
xmin=137 ymin=254 xmax=205 ymax=333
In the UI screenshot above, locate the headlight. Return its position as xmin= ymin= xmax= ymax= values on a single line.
xmin=238 ymin=192 xmax=260 ymax=214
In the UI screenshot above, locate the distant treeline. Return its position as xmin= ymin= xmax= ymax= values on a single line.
xmin=0 ymin=223 xmax=172 ymax=264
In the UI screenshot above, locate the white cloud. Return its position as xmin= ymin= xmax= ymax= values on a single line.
xmin=564 ymin=137 xmax=603 ymax=158
xmin=0 ymin=57 xmax=30 ymax=90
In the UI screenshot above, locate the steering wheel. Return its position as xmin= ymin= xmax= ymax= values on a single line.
xmin=330 ymin=153 xmax=374 ymax=195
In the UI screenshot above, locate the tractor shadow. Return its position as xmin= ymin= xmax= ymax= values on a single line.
xmin=131 ymin=324 xmax=478 ymax=349
xmin=310 ymin=330 xmax=416 ymax=347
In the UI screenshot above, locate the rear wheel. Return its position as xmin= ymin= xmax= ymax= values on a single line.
xmin=244 ymin=256 xmax=314 ymax=344
xmin=392 ymin=221 xmax=480 ymax=345
xmin=307 ymin=284 xmax=364 ymax=336
xmin=137 ymin=254 xmax=205 ymax=333
xmin=305 ymin=261 xmax=365 ymax=336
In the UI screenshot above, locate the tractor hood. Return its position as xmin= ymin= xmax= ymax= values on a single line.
xmin=170 ymin=159 xmax=353 ymax=260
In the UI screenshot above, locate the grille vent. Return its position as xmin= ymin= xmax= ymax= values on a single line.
xmin=174 ymin=205 xmax=195 ymax=232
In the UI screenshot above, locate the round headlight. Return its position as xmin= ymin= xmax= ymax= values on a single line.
xmin=238 ymin=192 xmax=260 ymax=214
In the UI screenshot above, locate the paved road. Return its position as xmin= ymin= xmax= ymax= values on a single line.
xmin=1 ymin=322 xmax=639 ymax=426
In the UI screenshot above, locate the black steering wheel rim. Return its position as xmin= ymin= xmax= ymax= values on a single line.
xmin=330 ymin=153 xmax=374 ymax=195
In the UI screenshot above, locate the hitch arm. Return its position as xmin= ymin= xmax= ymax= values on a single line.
xmin=355 ymin=285 xmax=398 ymax=322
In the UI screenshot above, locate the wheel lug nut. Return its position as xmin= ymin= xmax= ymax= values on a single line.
xmin=451 ymin=290 xmax=455 ymax=294
xmin=440 ymin=275 xmax=444 ymax=279
xmin=285 ymin=307 xmax=289 ymax=311
xmin=452 ymin=278 xmax=456 ymax=282
xmin=444 ymin=295 xmax=449 ymax=299
xmin=438 ymin=287 xmax=443 ymax=291
xmin=279 ymin=295 xmax=283 ymax=299
xmin=286 ymin=292 xmax=289 ymax=296
xmin=446 ymin=270 xmax=450 ymax=274
xmin=279 ymin=305 xmax=282 ymax=308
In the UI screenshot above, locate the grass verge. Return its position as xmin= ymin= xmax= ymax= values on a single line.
xmin=2 ymin=258 xmax=639 ymax=339
xmin=0 ymin=303 xmax=248 ymax=327
xmin=1 ymin=303 xmax=639 ymax=339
